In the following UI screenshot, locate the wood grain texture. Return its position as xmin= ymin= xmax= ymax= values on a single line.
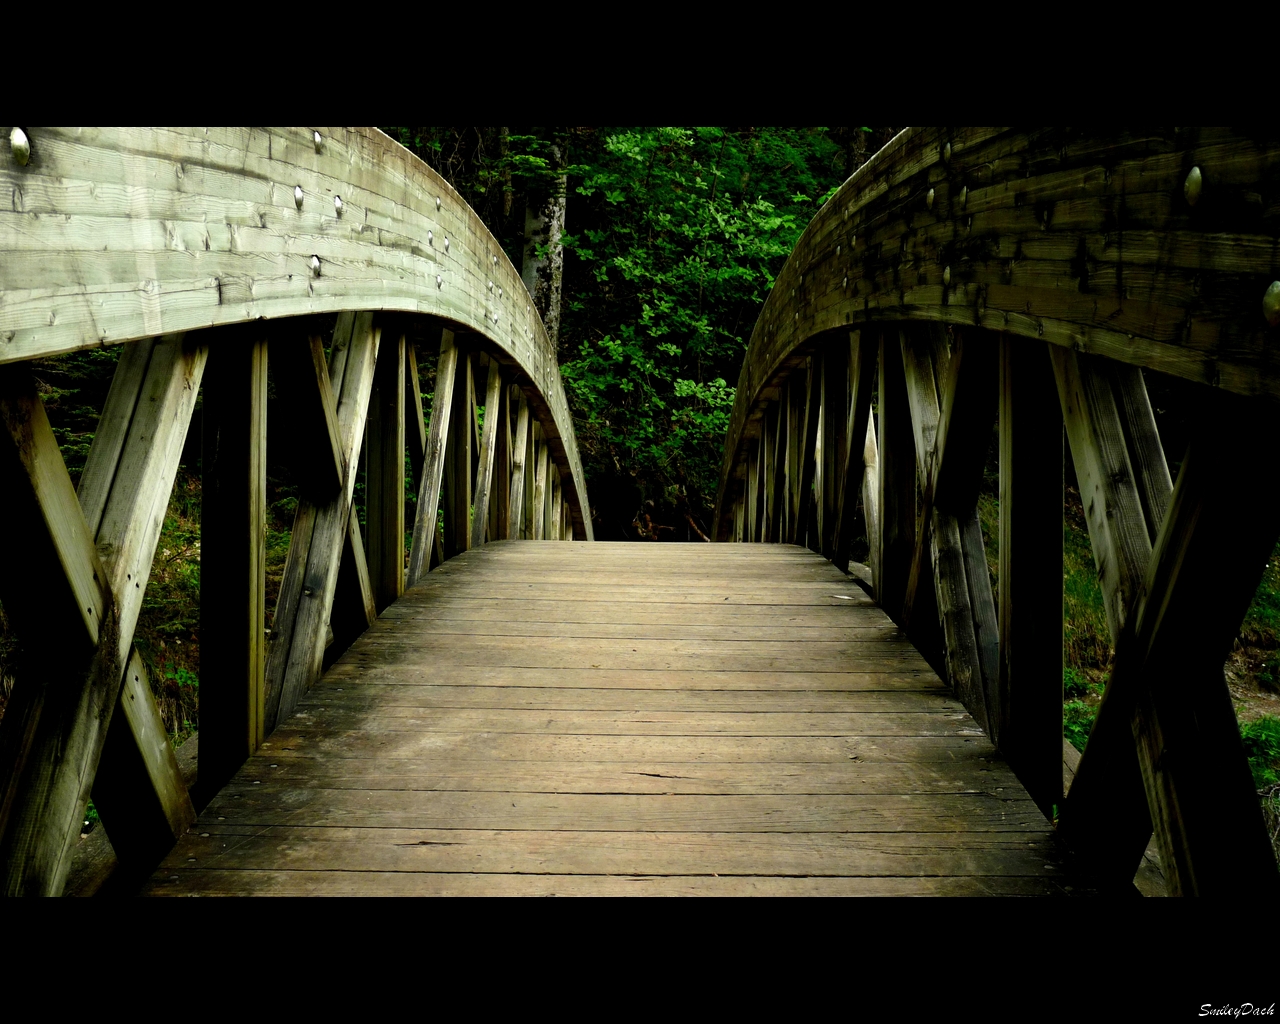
xmin=714 ymin=127 xmax=1280 ymax=528
xmin=145 ymin=543 xmax=1079 ymax=896
xmin=0 ymin=126 xmax=591 ymax=539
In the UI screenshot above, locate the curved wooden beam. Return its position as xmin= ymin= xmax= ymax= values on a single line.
xmin=0 ymin=126 xmax=591 ymax=538
xmin=716 ymin=126 xmax=1280 ymax=534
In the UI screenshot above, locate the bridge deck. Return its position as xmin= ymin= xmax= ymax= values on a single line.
xmin=146 ymin=543 xmax=1078 ymax=895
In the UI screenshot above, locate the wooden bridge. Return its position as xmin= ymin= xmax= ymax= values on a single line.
xmin=1 ymin=127 xmax=1277 ymax=896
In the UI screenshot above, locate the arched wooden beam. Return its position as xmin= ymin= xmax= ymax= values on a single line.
xmin=715 ymin=126 xmax=1280 ymax=536
xmin=0 ymin=126 xmax=592 ymax=539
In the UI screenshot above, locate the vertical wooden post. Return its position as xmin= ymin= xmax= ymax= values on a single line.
xmin=877 ymin=330 xmax=916 ymax=621
xmin=507 ymin=388 xmax=530 ymax=540
xmin=746 ymin=438 xmax=760 ymax=542
xmin=444 ymin=347 xmax=473 ymax=559
xmin=200 ymin=335 xmax=268 ymax=794
xmin=365 ymin=332 xmax=405 ymax=612
xmin=790 ymin=359 xmax=820 ymax=547
xmin=493 ymin=378 xmax=511 ymax=541
xmin=832 ymin=331 xmax=877 ymax=573
xmin=407 ymin=329 xmax=456 ymax=586
xmin=997 ymin=336 xmax=1064 ymax=815
xmin=532 ymin=433 xmax=548 ymax=541
xmin=821 ymin=340 xmax=848 ymax=559
xmin=471 ymin=358 xmax=504 ymax=549
xmin=762 ymin=407 xmax=776 ymax=543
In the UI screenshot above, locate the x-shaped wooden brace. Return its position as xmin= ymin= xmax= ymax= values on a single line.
xmin=0 ymin=337 xmax=205 ymax=895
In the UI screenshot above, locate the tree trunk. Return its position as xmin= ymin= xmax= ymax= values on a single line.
xmin=522 ymin=143 xmax=566 ymax=350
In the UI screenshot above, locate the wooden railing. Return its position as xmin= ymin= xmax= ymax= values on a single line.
xmin=714 ymin=127 xmax=1280 ymax=895
xmin=0 ymin=127 xmax=590 ymax=895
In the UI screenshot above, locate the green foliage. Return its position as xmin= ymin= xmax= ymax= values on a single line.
xmin=1064 ymin=699 xmax=1097 ymax=753
xmin=1241 ymin=715 xmax=1280 ymax=789
xmin=1063 ymin=487 xmax=1112 ymax=671
xmin=558 ymin=127 xmax=847 ymax=525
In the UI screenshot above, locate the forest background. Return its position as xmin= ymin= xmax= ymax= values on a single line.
xmin=0 ymin=126 xmax=1275 ymax=857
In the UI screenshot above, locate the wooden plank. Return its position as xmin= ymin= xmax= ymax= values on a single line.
xmin=862 ymin=414 xmax=880 ymax=589
xmin=1110 ymin=363 xmax=1173 ymax=545
xmin=76 ymin=337 xmax=156 ymax=536
xmin=407 ymin=329 xmax=456 ymax=586
xmin=506 ymin=388 xmax=530 ymax=541
xmin=997 ymin=336 xmax=1064 ymax=815
xmin=269 ymin=332 xmax=343 ymax=499
xmin=365 ymin=331 xmax=405 ymax=611
xmin=471 ymin=357 xmax=503 ymax=548
xmin=199 ymin=334 xmax=268 ymax=794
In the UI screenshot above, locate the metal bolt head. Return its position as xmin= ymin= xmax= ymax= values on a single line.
xmin=836 ymin=244 xmax=841 ymax=255
xmin=492 ymin=255 xmax=498 ymax=266
xmin=1265 ymin=281 xmax=1280 ymax=325
xmin=1185 ymin=165 xmax=1203 ymax=207
xmin=943 ymin=142 xmax=951 ymax=163
xmin=313 ymin=130 xmax=322 ymax=152
xmin=960 ymin=186 xmax=968 ymax=208
xmin=334 ymin=195 xmax=343 ymax=216
xmin=927 ymin=188 xmax=935 ymax=210
xmin=444 ymin=237 xmax=450 ymax=252
xmin=427 ymin=230 xmax=433 ymax=245
xmin=310 ymin=255 xmax=321 ymax=277
xmin=436 ymin=196 xmax=441 ymax=211
xmin=843 ymin=276 xmax=848 ymax=288
xmin=436 ymin=275 xmax=443 ymax=288
xmin=943 ymin=266 xmax=951 ymax=286
xmin=10 ymin=127 xmax=30 ymax=166
xmin=488 ymin=280 xmax=493 ymax=291
xmin=294 ymin=185 xmax=304 ymax=209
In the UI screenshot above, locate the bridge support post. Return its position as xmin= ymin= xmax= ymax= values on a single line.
xmin=876 ymin=330 xmax=916 ymax=622
xmin=997 ymin=336 xmax=1063 ymax=816
xmin=200 ymin=335 xmax=268 ymax=795
xmin=366 ymin=331 xmax=405 ymax=611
